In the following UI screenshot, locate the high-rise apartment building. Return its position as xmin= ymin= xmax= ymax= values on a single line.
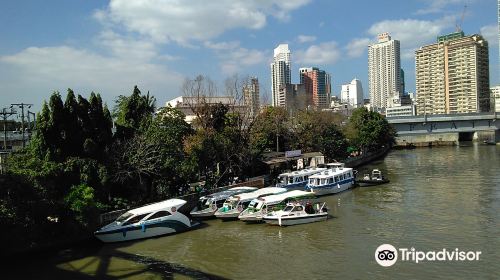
xmin=243 ymin=77 xmax=260 ymax=118
xmin=271 ymin=44 xmax=291 ymax=107
xmin=415 ymin=32 xmax=490 ymax=115
xmin=278 ymin=84 xmax=307 ymax=113
xmin=341 ymin=79 xmax=364 ymax=108
xmin=299 ymin=67 xmax=331 ymax=109
xmin=368 ymin=33 xmax=402 ymax=112
xmin=491 ymin=86 xmax=500 ymax=112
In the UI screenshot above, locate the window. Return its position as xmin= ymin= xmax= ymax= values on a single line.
xmin=294 ymin=206 xmax=303 ymax=212
xmin=147 ymin=211 xmax=171 ymax=220
xmin=329 ymin=178 xmax=334 ymax=184
xmin=283 ymin=205 xmax=294 ymax=212
xmin=116 ymin=212 xmax=133 ymax=223
xmin=122 ymin=213 xmax=151 ymax=226
xmin=216 ymin=200 xmax=225 ymax=208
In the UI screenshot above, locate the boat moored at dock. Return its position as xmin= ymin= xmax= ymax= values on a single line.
xmin=190 ymin=186 xmax=258 ymax=218
xmin=355 ymin=169 xmax=390 ymax=187
xmin=214 ymin=187 xmax=286 ymax=220
xmin=94 ymin=199 xmax=197 ymax=243
xmin=305 ymin=165 xmax=354 ymax=196
xmin=263 ymin=201 xmax=328 ymax=226
xmin=238 ymin=190 xmax=315 ymax=223
xmin=276 ymin=167 xmax=326 ymax=191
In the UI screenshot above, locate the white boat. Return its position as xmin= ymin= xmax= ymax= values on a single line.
xmin=305 ymin=164 xmax=354 ymax=196
xmin=94 ymin=199 xmax=196 ymax=243
xmin=263 ymin=201 xmax=328 ymax=226
xmin=238 ymin=190 xmax=315 ymax=223
xmin=276 ymin=167 xmax=327 ymax=190
xmin=190 ymin=186 xmax=257 ymax=218
xmin=214 ymin=187 xmax=287 ymax=220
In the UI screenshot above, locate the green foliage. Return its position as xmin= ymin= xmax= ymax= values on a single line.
xmin=345 ymin=108 xmax=396 ymax=151
xmin=64 ymin=184 xmax=101 ymax=227
xmin=250 ymin=106 xmax=290 ymax=153
xmin=113 ymin=86 xmax=156 ymax=139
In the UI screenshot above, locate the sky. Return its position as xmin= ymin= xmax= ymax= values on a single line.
xmin=0 ymin=0 xmax=498 ymax=113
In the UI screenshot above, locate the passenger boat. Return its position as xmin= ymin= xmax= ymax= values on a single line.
xmin=356 ymin=169 xmax=390 ymax=187
xmin=214 ymin=187 xmax=286 ymax=220
xmin=263 ymin=201 xmax=328 ymax=226
xmin=305 ymin=164 xmax=354 ymax=196
xmin=276 ymin=167 xmax=326 ymax=190
xmin=190 ymin=186 xmax=257 ymax=218
xmin=238 ymin=190 xmax=315 ymax=223
xmin=94 ymin=199 xmax=197 ymax=243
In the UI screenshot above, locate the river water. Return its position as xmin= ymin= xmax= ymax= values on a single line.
xmin=9 ymin=143 xmax=500 ymax=279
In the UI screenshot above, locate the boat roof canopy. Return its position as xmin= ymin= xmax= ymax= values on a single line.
xmin=128 ymin=198 xmax=186 ymax=215
xmin=256 ymin=190 xmax=314 ymax=204
xmin=234 ymin=187 xmax=286 ymax=201
xmin=279 ymin=167 xmax=327 ymax=177
xmin=309 ymin=167 xmax=353 ymax=179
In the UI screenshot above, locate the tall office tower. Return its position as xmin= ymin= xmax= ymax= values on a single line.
xmin=341 ymin=79 xmax=364 ymax=108
xmin=490 ymin=86 xmax=500 ymax=112
xmin=243 ymin=77 xmax=260 ymax=118
xmin=415 ymin=32 xmax=490 ymax=115
xmin=299 ymin=67 xmax=331 ymax=109
xmin=271 ymin=44 xmax=291 ymax=107
xmin=368 ymin=33 xmax=402 ymax=112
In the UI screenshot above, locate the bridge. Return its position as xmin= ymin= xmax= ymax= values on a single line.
xmin=387 ymin=113 xmax=500 ymax=146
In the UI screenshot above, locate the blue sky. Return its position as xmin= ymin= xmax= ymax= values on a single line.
xmin=0 ymin=0 xmax=497 ymax=112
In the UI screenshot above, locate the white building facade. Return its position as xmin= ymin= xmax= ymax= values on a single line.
xmin=341 ymin=79 xmax=364 ymax=108
xmin=368 ymin=33 xmax=402 ymax=113
xmin=271 ymin=44 xmax=291 ymax=107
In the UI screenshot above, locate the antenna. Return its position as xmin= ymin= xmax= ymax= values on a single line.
xmin=455 ymin=4 xmax=467 ymax=32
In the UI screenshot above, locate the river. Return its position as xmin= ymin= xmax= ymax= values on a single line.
xmin=8 ymin=143 xmax=500 ymax=279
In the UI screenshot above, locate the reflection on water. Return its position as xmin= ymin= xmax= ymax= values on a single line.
xmin=10 ymin=143 xmax=500 ymax=279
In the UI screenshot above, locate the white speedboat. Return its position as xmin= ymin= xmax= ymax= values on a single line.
xmin=214 ymin=187 xmax=286 ymax=220
xmin=94 ymin=199 xmax=197 ymax=243
xmin=190 ymin=186 xmax=257 ymax=218
xmin=276 ymin=167 xmax=326 ymax=190
xmin=238 ymin=190 xmax=315 ymax=223
xmin=305 ymin=164 xmax=354 ymax=196
xmin=263 ymin=201 xmax=328 ymax=226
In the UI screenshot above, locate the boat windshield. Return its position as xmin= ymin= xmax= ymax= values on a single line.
xmin=283 ymin=205 xmax=294 ymax=212
xmin=288 ymin=177 xmax=294 ymax=184
xmin=279 ymin=175 xmax=287 ymax=184
xmin=116 ymin=212 xmax=133 ymax=223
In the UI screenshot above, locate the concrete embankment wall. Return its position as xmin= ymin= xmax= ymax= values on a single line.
xmin=395 ymin=133 xmax=458 ymax=147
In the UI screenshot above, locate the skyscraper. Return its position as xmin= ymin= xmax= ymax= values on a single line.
xmin=243 ymin=77 xmax=260 ymax=118
xmin=415 ymin=32 xmax=490 ymax=115
xmin=271 ymin=44 xmax=291 ymax=107
xmin=341 ymin=79 xmax=364 ymax=108
xmin=368 ymin=33 xmax=402 ymax=112
xmin=299 ymin=67 xmax=331 ymax=109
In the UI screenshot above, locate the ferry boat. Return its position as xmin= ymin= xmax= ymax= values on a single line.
xmin=190 ymin=186 xmax=257 ymax=218
xmin=238 ymin=190 xmax=315 ymax=223
xmin=276 ymin=167 xmax=326 ymax=191
xmin=95 ymin=199 xmax=198 ymax=243
xmin=262 ymin=201 xmax=328 ymax=226
xmin=214 ymin=187 xmax=286 ymax=220
xmin=305 ymin=164 xmax=354 ymax=196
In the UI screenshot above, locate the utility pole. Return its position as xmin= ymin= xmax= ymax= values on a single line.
xmin=27 ymin=111 xmax=36 ymax=141
xmin=1 ymin=108 xmax=17 ymax=151
xmin=11 ymin=103 xmax=33 ymax=149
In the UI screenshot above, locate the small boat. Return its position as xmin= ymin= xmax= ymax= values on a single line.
xmin=94 ymin=199 xmax=197 ymax=243
xmin=238 ymin=190 xmax=315 ymax=223
xmin=263 ymin=201 xmax=328 ymax=226
xmin=214 ymin=187 xmax=286 ymax=220
xmin=305 ymin=164 xmax=355 ymax=196
xmin=356 ymin=169 xmax=390 ymax=187
xmin=190 ymin=186 xmax=257 ymax=218
xmin=483 ymin=140 xmax=496 ymax=145
xmin=276 ymin=167 xmax=327 ymax=191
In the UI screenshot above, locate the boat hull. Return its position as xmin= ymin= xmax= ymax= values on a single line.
xmin=263 ymin=213 xmax=328 ymax=226
xmin=190 ymin=207 xmax=217 ymax=218
xmin=356 ymin=179 xmax=390 ymax=187
xmin=215 ymin=209 xmax=242 ymax=220
xmin=308 ymin=181 xmax=353 ymax=196
xmin=95 ymin=220 xmax=192 ymax=243
xmin=238 ymin=213 xmax=265 ymax=223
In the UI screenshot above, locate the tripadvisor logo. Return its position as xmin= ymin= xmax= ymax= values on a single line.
xmin=375 ymin=244 xmax=482 ymax=267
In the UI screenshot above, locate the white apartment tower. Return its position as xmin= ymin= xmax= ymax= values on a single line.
xmin=341 ymin=79 xmax=364 ymax=108
xmin=271 ymin=44 xmax=291 ymax=107
xmin=243 ymin=77 xmax=260 ymax=118
xmin=368 ymin=33 xmax=402 ymax=112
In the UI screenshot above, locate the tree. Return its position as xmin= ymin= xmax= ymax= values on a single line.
xmin=250 ymin=106 xmax=290 ymax=153
xmin=345 ymin=107 xmax=396 ymax=152
xmin=113 ymin=86 xmax=156 ymax=139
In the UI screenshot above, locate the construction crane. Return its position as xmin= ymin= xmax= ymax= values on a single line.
xmin=455 ymin=4 xmax=467 ymax=32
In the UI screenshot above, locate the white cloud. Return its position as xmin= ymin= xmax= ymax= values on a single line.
xmin=296 ymin=41 xmax=341 ymax=65
xmin=96 ymin=0 xmax=312 ymax=44
xmin=204 ymin=41 xmax=241 ymax=50
xmin=415 ymin=0 xmax=464 ymax=15
xmin=367 ymin=16 xmax=455 ymax=59
xmin=297 ymin=35 xmax=317 ymax=43
xmin=346 ymin=38 xmax=371 ymax=57
xmin=480 ymin=25 xmax=498 ymax=46
xmin=0 ymin=46 xmax=184 ymax=106
xmin=220 ymin=47 xmax=267 ymax=75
